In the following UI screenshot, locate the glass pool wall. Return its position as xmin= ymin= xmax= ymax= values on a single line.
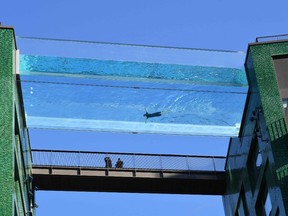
xmin=17 ymin=37 xmax=248 ymax=136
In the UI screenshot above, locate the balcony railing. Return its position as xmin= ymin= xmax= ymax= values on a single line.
xmin=256 ymin=34 xmax=288 ymax=43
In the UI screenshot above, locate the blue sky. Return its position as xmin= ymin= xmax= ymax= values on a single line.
xmin=2 ymin=0 xmax=288 ymax=215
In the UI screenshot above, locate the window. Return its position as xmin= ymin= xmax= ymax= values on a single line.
xmin=264 ymin=192 xmax=272 ymax=216
xmin=14 ymin=109 xmax=20 ymax=136
xmin=256 ymin=150 xmax=262 ymax=167
xmin=236 ymin=199 xmax=245 ymax=216
xmin=256 ymin=178 xmax=272 ymax=215
xmin=273 ymin=55 xmax=288 ymax=119
xmin=275 ymin=208 xmax=280 ymax=216
xmin=236 ymin=185 xmax=248 ymax=216
xmin=247 ymin=133 xmax=261 ymax=192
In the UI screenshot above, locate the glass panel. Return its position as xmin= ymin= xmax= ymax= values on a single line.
xmin=187 ymin=157 xmax=214 ymax=171
xmin=161 ymin=156 xmax=188 ymax=170
xmin=134 ymin=155 xmax=161 ymax=170
xmin=18 ymin=37 xmax=248 ymax=136
xmin=214 ymin=157 xmax=226 ymax=171
xmin=237 ymin=199 xmax=245 ymax=216
xmin=17 ymin=37 xmax=246 ymax=73
xmin=265 ymin=192 xmax=272 ymax=215
xmin=256 ymin=152 xmax=263 ymax=167
xmin=247 ymin=135 xmax=261 ymax=193
xmin=79 ymin=152 xmax=106 ymax=168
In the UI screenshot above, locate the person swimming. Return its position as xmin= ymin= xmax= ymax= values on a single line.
xmin=143 ymin=111 xmax=162 ymax=119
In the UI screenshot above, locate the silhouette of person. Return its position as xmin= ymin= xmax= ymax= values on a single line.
xmin=104 ymin=156 xmax=112 ymax=168
xmin=143 ymin=111 xmax=162 ymax=119
xmin=115 ymin=158 xmax=124 ymax=168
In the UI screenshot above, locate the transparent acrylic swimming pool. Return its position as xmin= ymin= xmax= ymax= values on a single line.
xmin=18 ymin=37 xmax=247 ymax=136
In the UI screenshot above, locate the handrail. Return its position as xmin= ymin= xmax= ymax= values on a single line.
xmin=256 ymin=34 xmax=288 ymax=43
xmin=32 ymin=149 xmax=225 ymax=159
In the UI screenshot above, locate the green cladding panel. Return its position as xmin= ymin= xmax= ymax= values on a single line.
xmin=250 ymin=43 xmax=288 ymax=129
xmin=224 ymin=41 xmax=288 ymax=215
xmin=0 ymin=27 xmax=15 ymax=215
xmin=0 ymin=27 xmax=34 ymax=216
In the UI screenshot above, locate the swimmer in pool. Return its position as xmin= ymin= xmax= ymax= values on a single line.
xmin=143 ymin=111 xmax=162 ymax=119
xmin=143 ymin=107 xmax=163 ymax=123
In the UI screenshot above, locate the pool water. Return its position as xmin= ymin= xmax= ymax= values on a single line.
xmin=20 ymin=54 xmax=247 ymax=136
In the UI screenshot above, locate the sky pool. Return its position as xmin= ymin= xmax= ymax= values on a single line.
xmin=18 ymin=37 xmax=247 ymax=136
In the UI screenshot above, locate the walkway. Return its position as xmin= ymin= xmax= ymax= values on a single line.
xmin=32 ymin=149 xmax=226 ymax=195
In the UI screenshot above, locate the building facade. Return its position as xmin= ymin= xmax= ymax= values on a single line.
xmin=1 ymin=25 xmax=288 ymax=216
xmin=223 ymin=38 xmax=288 ymax=215
xmin=0 ymin=27 xmax=34 ymax=215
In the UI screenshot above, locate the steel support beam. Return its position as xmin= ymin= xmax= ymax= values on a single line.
xmin=33 ymin=166 xmax=226 ymax=195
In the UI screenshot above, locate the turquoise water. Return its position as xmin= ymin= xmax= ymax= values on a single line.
xmin=20 ymin=54 xmax=247 ymax=136
xmin=20 ymin=55 xmax=247 ymax=86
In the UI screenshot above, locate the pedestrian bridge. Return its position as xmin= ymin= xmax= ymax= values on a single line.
xmin=32 ymin=149 xmax=226 ymax=195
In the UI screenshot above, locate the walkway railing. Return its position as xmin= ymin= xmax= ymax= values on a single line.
xmin=32 ymin=149 xmax=226 ymax=172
